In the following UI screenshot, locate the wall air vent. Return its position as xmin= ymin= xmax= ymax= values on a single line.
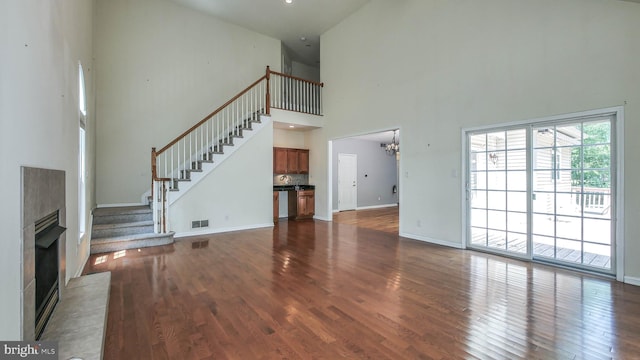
xmin=191 ymin=220 xmax=209 ymax=229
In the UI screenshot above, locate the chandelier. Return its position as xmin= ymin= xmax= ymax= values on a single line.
xmin=383 ymin=130 xmax=399 ymax=156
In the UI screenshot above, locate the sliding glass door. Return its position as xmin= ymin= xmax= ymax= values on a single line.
xmin=532 ymin=119 xmax=613 ymax=272
xmin=466 ymin=114 xmax=616 ymax=275
xmin=469 ymin=128 xmax=529 ymax=257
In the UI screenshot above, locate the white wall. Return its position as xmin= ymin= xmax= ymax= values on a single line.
xmin=94 ymin=0 xmax=281 ymax=205
xmin=292 ymin=61 xmax=320 ymax=83
xmin=319 ymin=0 xmax=640 ymax=276
xmin=170 ymin=121 xmax=274 ymax=235
xmin=0 ymin=0 xmax=95 ymax=339
xmin=274 ymin=128 xmax=307 ymax=148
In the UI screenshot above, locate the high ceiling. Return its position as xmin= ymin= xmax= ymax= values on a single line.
xmin=169 ymin=0 xmax=370 ymax=67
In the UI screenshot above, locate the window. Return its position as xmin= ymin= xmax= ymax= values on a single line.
xmin=79 ymin=64 xmax=86 ymax=116
xmin=78 ymin=63 xmax=87 ymax=240
xmin=552 ymin=150 xmax=561 ymax=180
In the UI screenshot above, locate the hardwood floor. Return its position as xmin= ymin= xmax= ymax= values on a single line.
xmin=85 ymin=217 xmax=640 ymax=359
xmin=333 ymin=206 xmax=399 ymax=234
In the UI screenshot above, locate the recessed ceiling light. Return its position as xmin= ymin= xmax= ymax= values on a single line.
xmin=289 ymin=125 xmax=295 ymax=128
xmin=285 ymin=0 xmax=293 ymax=4
xmin=300 ymin=37 xmax=306 ymax=41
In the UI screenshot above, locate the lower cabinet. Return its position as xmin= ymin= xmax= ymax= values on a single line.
xmin=273 ymin=191 xmax=279 ymax=223
xmin=288 ymin=190 xmax=315 ymax=220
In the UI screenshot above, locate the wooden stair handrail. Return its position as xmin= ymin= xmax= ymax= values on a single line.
xmin=268 ymin=69 xmax=324 ymax=87
xmin=156 ymin=74 xmax=268 ymax=155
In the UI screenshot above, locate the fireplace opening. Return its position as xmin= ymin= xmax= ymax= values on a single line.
xmin=34 ymin=210 xmax=65 ymax=339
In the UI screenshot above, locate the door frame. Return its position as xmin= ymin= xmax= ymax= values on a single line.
xmin=461 ymin=106 xmax=625 ymax=281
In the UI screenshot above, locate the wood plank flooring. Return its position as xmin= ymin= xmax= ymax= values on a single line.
xmin=333 ymin=206 xmax=399 ymax=234
xmin=85 ymin=216 xmax=640 ymax=359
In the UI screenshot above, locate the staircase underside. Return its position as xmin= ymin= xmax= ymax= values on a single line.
xmin=91 ymin=206 xmax=174 ymax=254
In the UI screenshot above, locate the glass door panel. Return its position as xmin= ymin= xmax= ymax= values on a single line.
xmin=532 ymin=119 xmax=613 ymax=272
xmin=469 ymin=129 xmax=528 ymax=255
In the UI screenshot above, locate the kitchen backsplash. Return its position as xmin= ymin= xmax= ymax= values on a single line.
xmin=273 ymin=174 xmax=309 ymax=185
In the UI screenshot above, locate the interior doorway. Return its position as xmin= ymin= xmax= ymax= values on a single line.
xmin=329 ymin=129 xmax=400 ymax=232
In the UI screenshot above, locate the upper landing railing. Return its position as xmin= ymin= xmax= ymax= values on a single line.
xmin=151 ymin=66 xmax=323 ymax=233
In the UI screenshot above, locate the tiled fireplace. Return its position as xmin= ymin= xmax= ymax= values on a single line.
xmin=21 ymin=167 xmax=66 ymax=340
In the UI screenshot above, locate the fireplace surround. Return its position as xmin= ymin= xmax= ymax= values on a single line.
xmin=21 ymin=167 xmax=66 ymax=341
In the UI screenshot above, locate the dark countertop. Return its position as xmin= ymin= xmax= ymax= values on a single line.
xmin=273 ymin=185 xmax=315 ymax=191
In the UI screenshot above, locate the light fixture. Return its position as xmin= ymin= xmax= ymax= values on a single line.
xmin=489 ymin=152 xmax=498 ymax=165
xmin=285 ymin=0 xmax=293 ymax=4
xmin=382 ymin=130 xmax=400 ymax=156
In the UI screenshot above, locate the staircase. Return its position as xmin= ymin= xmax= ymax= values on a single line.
xmin=145 ymin=66 xmax=323 ymax=234
xmin=90 ymin=205 xmax=174 ymax=254
xmin=90 ymin=67 xmax=323 ymax=253
xmin=167 ymin=111 xmax=264 ymax=194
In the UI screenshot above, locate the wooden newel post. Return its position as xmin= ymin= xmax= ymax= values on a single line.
xmin=265 ymin=66 xmax=271 ymax=115
xmin=151 ymin=147 xmax=157 ymax=206
xmin=151 ymin=147 xmax=157 ymax=180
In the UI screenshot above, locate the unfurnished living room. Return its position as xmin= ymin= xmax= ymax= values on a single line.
xmin=2 ymin=0 xmax=640 ymax=359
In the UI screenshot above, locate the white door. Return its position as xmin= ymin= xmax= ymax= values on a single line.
xmin=338 ymin=153 xmax=357 ymax=211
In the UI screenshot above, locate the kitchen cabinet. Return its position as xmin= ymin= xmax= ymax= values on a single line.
xmin=273 ymin=147 xmax=309 ymax=174
xmin=286 ymin=150 xmax=299 ymax=173
xmin=273 ymin=148 xmax=288 ymax=174
xmin=288 ymin=190 xmax=315 ymax=220
xmin=297 ymin=150 xmax=309 ymax=174
xmin=273 ymin=191 xmax=279 ymax=223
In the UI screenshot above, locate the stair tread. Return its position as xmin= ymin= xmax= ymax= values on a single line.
xmin=93 ymin=206 xmax=151 ymax=216
xmin=92 ymin=220 xmax=154 ymax=231
xmin=91 ymin=232 xmax=174 ymax=244
xmin=90 ymin=232 xmax=175 ymax=254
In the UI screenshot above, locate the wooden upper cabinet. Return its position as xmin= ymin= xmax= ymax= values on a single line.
xmin=273 ymin=147 xmax=310 ymax=174
xmin=298 ymin=149 xmax=309 ymax=174
xmin=286 ymin=149 xmax=299 ymax=173
xmin=274 ymin=148 xmax=288 ymax=174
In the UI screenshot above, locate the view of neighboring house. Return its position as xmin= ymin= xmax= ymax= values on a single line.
xmin=1 ymin=0 xmax=640 ymax=343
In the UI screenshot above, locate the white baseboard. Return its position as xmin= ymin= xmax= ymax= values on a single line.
xmin=399 ymin=232 xmax=464 ymax=249
xmin=97 ymin=202 xmax=145 ymax=208
xmin=313 ymin=215 xmax=332 ymax=221
xmin=173 ymin=223 xmax=274 ymax=238
xmin=357 ymin=204 xmax=398 ymax=211
xmin=624 ymin=276 xmax=640 ymax=287
xmin=332 ymin=203 xmax=398 ymax=213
